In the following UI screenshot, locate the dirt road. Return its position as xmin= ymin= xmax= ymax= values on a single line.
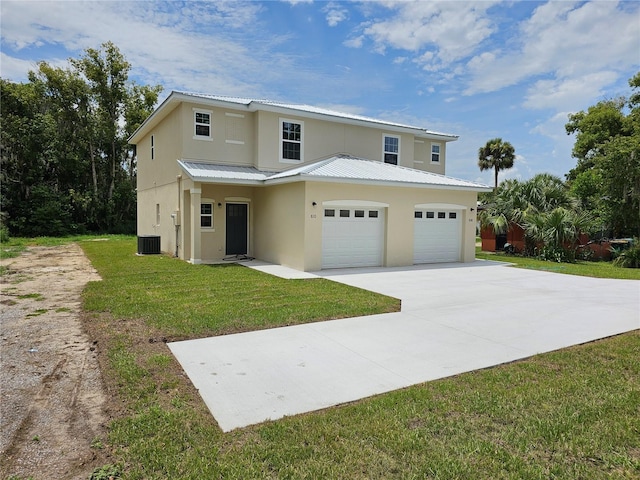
xmin=1 ymin=243 xmax=109 ymax=479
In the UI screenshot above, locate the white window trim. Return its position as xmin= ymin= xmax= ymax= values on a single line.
xmin=200 ymin=198 xmax=215 ymax=231
xmin=279 ymin=118 xmax=304 ymax=163
xmin=382 ymin=134 xmax=400 ymax=165
xmin=150 ymin=134 xmax=155 ymax=160
xmin=193 ymin=108 xmax=213 ymax=141
xmin=431 ymin=142 xmax=442 ymax=163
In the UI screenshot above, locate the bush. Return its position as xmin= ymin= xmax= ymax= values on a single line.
xmin=536 ymin=245 xmax=576 ymax=263
xmin=9 ymin=185 xmax=73 ymax=237
xmin=0 ymin=225 xmax=9 ymax=243
xmin=612 ymin=239 xmax=640 ymax=268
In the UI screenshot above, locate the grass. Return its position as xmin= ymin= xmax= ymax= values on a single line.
xmin=0 ymin=234 xmax=129 ymax=260
xmin=476 ymin=248 xmax=640 ymax=280
xmin=81 ymin=238 xmax=399 ymax=339
xmin=73 ymin=237 xmax=640 ymax=479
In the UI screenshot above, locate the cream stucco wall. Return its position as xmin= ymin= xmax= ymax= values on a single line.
xmin=136 ymin=101 xmax=184 ymax=254
xmin=253 ymin=182 xmax=306 ymax=270
xmin=253 ymin=110 xmax=444 ymax=173
xmin=136 ymin=104 xmax=183 ymax=192
xmin=301 ymin=182 xmax=478 ymax=271
xmin=413 ymin=140 xmax=446 ymax=175
xmin=136 ymin=183 xmax=181 ymax=256
xmin=180 ymin=103 xmax=255 ymax=166
xmin=140 ymin=177 xmax=478 ymax=270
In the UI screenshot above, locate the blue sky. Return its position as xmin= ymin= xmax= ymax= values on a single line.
xmin=1 ymin=1 xmax=639 ymax=185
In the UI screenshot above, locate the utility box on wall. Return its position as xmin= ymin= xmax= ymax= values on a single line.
xmin=137 ymin=235 xmax=161 ymax=255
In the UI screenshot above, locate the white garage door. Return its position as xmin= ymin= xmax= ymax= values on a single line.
xmin=322 ymin=207 xmax=384 ymax=269
xmin=414 ymin=209 xmax=462 ymax=264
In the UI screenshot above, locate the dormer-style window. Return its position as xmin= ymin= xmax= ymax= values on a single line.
xmin=431 ymin=143 xmax=441 ymax=163
xmin=383 ymin=135 xmax=400 ymax=165
xmin=194 ymin=109 xmax=212 ymax=140
xmin=280 ymin=119 xmax=303 ymax=162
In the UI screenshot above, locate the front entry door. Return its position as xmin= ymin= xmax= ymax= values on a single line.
xmin=226 ymin=203 xmax=248 ymax=255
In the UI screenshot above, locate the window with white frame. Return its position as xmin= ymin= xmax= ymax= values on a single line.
xmin=194 ymin=109 xmax=212 ymax=140
xmin=383 ymin=135 xmax=400 ymax=165
xmin=150 ymin=135 xmax=154 ymax=160
xmin=280 ymin=119 xmax=303 ymax=162
xmin=200 ymin=202 xmax=213 ymax=228
xmin=431 ymin=143 xmax=441 ymax=163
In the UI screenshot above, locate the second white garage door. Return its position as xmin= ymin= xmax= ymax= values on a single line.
xmin=322 ymin=207 xmax=384 ymax=269
xmin=414 ymin=209 xmax=462 ymax=263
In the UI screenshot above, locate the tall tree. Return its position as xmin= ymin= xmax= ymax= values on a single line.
xmin=565 ymin=72 xmax=640 ymax=237
xmin=0 ymin=42 xmax=161 ymax=235
xmin=478 ymin=138 xmax=516 ymax=191
xmin=71 ymin=41 xmax=130 ymax=205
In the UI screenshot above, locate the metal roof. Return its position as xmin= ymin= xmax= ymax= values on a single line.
xmin=130 ymin=91 xmax=458 ymax=144
xmin=178 ymin=161 xmax=268 ymax=184
xmin=174 ymin=92 xmax=458 ymax=139
xmin=179 ymin=155 xmax=491 ymax=191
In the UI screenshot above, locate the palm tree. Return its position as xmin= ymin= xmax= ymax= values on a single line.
xmin=478 ymin=138 xmax=516 ymax=191
xmin=479 ymin=174 xmax=592 ymax=258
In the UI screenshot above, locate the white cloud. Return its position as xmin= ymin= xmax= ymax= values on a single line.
xmin=523 ymin=71 xmax=619 ymax=111
xmin=464 ymin=1 xmax=640 ymax=95
xmin=344 ymin=35 xmax=364 ymax=48
xmin=351 ymin=1 xmax=499 ymax=69
xmin=324 ymin=2 xmax=348 ymax=27
xmin=0 ymin=52 xmax=40 ymax=81
xmin=529 ymin=111 xmax=576 ymax=171
xmin=0 ymin=1 xmax=302 ymax=96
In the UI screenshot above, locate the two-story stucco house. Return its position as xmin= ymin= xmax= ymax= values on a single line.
xmin=129 ymin=91 xmax=490 ymax=271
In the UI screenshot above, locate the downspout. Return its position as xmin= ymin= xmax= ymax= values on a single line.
xmin=175 ymin=174 xmax=182 ymax=257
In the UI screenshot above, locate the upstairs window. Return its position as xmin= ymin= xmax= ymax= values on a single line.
xmin=431 ymin=143 xmax=441 ymax=163
xmin=194 ymin=109 xmax=212 ymax=140
xmin=151 ymin=135 xmax=155 ymax=160
xmin=383 ymin=135 xmax=400 ymax=165
xmin=281 ymin=119 xmax=303 ymax=162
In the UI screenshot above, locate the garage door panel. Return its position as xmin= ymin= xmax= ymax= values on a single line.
xmin=322 ymin=208 xmax=384 ymax=269
xmin=414 ymin=210 xmax=461 ymax=264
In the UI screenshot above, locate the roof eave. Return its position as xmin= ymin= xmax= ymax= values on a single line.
xmin=132 ymin=91 xmax=459 ymax=141
xmin=192 ymin=178 xmax=265 ymax=185
xmin=253 ymin=102 xmax=458 ymax=139
xmin=266 ymin=174 xmax=491 ymax=191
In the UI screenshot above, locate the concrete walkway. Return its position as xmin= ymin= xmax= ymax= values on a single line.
xmin=168 ymin=261 xmax=639 ymax=432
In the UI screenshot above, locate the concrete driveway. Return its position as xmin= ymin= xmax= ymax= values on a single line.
xmin=168 ymin=261 xmax=639 ymax=432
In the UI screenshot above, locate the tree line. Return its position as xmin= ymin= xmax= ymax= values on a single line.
xmin=2 ymin=43 xmax=638 ymax=246
xmin=478 ymin=72 xmax=640 ymax=262
xmin=1 ymin=42 xmax=162 ymax=236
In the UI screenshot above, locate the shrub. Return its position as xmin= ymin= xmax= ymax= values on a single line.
xmin=612 ymin=239 xmax=640 ymax=268
xmin=0 ymin=225 xmax=9 ymax=243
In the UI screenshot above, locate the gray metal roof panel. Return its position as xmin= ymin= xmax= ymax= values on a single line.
xmin=178 ymin=156 xmax=491 ymax=191
xmin=175 ymin=91 xmax=457 ymax=138
xmin=178 ymin=161 xmax=268 ymax=182
xmin=268 ymin=155 xmax=490 ymax=189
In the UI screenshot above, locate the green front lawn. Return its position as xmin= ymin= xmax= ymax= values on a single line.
xmin=73 ymin=238 xmax=640 ymax=477
xmin=476 ymin=248 xmax=640 ymax=280
xmin=82 ymin=238 xmax=399 ymax=339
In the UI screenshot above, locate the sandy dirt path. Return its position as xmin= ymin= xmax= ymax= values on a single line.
xmin=1 ymin=243 xmax=109 ymax=479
